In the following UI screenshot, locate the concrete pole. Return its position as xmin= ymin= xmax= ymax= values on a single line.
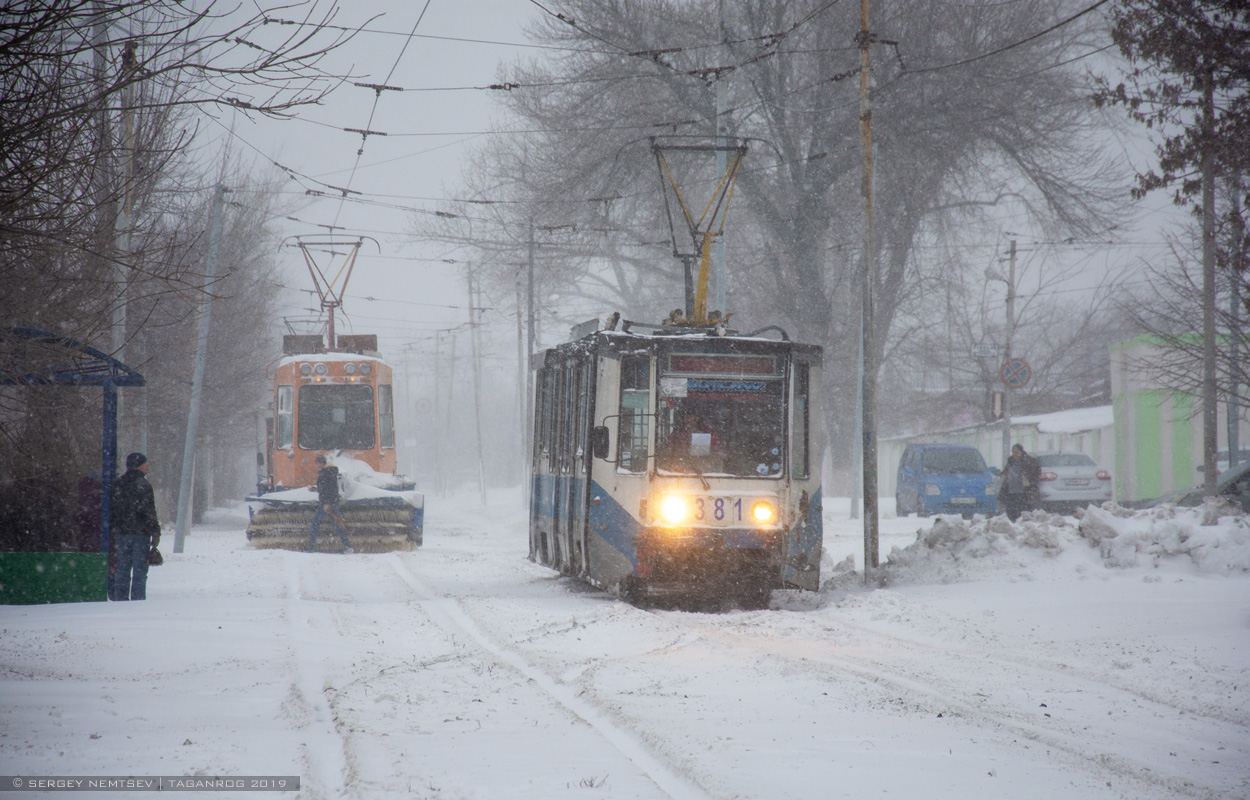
xmin=1229 ymin=177 xmax=1244 ymax=470
xmin=468 ymin=272 xmax=488 ymax=506
xmin=173 ymin=185 xmax=227 ymax=553
xmin=713 ymin=0 xmax=729 ymax=313
xmin=857 ymin=0 xmax=879 ymax=578
xmin=1201 ymin=65 xmax=1218 ymax=496
xmin=1001 ymin=239 xmax=1016 ymax=466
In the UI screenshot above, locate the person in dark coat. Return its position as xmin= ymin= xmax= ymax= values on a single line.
xmin=110 ymin=452 xmax=161 ymax=600
xmin=998 ymin=443 xmax=1042 ymax=522
xmin=306 ymin=455 xmax=353 ymax=553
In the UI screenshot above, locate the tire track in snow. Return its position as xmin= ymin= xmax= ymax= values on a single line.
xmin=385 ymin=553 xmax=714 ymax=800
xmin=674 ymin=614 xmax=1236 ymax=800
xmin=282 ymin=554 xmax=353 ymax=800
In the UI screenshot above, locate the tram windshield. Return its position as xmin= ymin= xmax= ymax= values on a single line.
xmin=297 ymin=384 xmax=376 ymax=450
xmin=656 ymin=355 xmax=786 ymax=478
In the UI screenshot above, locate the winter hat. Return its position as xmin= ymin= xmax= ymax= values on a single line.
xmin=126 ymin=452 xmax=147 ymax=471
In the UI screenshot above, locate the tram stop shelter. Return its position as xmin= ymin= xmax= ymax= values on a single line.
xmin=0 ymin=327 xmax=144 ymax=604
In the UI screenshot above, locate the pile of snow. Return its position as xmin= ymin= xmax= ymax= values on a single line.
xmin=249 ymin=452 xmax=421 ymax=506
xmin=874 ymin=500 xmax=1250 ymax=587
xmin=327 ymin=452 xmax=413 ymax=491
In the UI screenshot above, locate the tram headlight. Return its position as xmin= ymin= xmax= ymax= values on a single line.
xmin=658 ymin=495 xmax=692 ymax=525
xmin=299 ymin=363 xmax=312 ymax=376
xmin=359 ymin=362 xmax=372 ymax=375
xmin=344 ymin=363 xmax=357 ymax=375
xmin=751 ymin=501 xmax=775 ymax=524
xmin=313 ymin=363 xmax=328 ymax=375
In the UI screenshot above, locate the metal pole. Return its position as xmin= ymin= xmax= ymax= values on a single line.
xmin=173 ymin=184 xmax=227 ymax=553
xmin=858 ymin=0 xmax=879 ymax=579
xmin=713 ymin=0 xmax=729 ymax=313
xmin=1002 ymin=239 xmax=1016 ymax=466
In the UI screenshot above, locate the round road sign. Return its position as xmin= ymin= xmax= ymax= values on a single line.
xmin=1000 ymin=358 xmax=1032 ymax=389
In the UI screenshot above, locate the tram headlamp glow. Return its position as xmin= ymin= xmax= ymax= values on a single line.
xmin=751 ymin=501 xmax=775 ymax=523
xmin=658 ymin=495 xmax=692 ymax=525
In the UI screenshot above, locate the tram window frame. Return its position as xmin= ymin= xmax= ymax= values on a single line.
xmin=791 ymin=361 xmax=810 ymax=479
xmin=617 ymin=355 xmax=651 ymax=474
xmin=543 ymin=368 xmax=558 ymax=473
xmin=378 ymin=384 xmax=395 ymax=449
xmin=575 ymin=361 xmax=592 ymax=467
xmin=276 ymin=385 xmax=294 ymax=450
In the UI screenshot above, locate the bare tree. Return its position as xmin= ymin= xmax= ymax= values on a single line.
xmin=0 ymin=1 xmax=351 ymax=541
xmin=421 ymin=0 xmax=1124 ymax=457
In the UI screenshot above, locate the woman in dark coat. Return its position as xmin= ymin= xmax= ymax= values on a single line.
xmin=998 ymin=444 xmax=1041 ymax=522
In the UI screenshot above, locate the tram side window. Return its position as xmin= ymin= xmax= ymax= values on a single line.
xmin=618 ymin=356 xmax=650 ymax=473
xmin=378 ymin=384 xmax=395 ymax=448
xmin=792 ymin=362 xmax=810 ymax=479
xmin=276 ymin=385 xmax=294 ymax=450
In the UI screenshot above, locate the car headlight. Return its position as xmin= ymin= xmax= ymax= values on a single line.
xmin=659 ymin=495 xmax=691 ymax=524
xmin=751 ymin=501 xmax=775 ymax=523
xmin=925 ymin=484 xmax=941 ymax=496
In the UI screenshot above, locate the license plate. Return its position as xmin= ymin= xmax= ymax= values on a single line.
xmin=1064 ymin=478 xmax=1090 ymax=486
xmin=950 ymin=497 xmax=976 ymax=505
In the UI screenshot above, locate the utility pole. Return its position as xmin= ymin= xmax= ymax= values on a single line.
xmin=112 ymin=41 xmax=138 ymax=450
xmin=1201 ymin=64 xmax=1218 ymax=496
xmin=857 ymin=0 xmax=879 ymax=580
xmin=1001 ymin=239 xmax=1017 ymax=467
xmin=526 ymin=222 xmax=536 ymax=498
xmin=432 ymin=332 xmax=444 ymax=497
xmin=468 ymin=272 xmax=488 ymax=506
xmin=1230 ymin=177 xmax=1245 ymax=471
xmin=713 ymin=0 xmax=729 ymax=313
xmin=174 ymin=184 xmax=227 ymax=553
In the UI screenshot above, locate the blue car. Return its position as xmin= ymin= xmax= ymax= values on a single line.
xmin=895 ymin=443 xmax=999 ymax=518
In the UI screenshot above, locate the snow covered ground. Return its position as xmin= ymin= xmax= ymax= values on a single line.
xmin=1 ymin=492 xmax=1247 ymax=799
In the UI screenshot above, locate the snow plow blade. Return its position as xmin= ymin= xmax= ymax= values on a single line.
xmin=246 ymin=494 xmax=424 ymax=553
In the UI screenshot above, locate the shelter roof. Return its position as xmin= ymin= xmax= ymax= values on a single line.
xmin=0 ymin=327 xmax=144 ymax=387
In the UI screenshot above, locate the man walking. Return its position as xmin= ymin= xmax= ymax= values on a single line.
xmin=306 ymin=455 xmax=353 ymax=553
xmin=111 ymin=452 xmax=161 ymax=600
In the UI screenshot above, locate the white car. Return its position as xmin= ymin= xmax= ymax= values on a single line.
xmin=1035 ymin=452 xmax=1113 ymax=513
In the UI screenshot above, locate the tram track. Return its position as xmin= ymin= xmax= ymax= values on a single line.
xmin=279 ymin=555 xmax=357 ymax=800
xmin=383 ymin=552 xmax=716 ymax=800
xmin=655 ymin=607 xmax=1239 ymax=800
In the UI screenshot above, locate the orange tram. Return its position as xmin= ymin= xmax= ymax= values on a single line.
xmin=246 ymin=334 xmax=422 ymax=552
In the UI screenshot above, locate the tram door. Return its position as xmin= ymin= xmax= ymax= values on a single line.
xmin=562 ymin=359 xmax=593 ymax=575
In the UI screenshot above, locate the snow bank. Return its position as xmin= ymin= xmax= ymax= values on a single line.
xmin=876 ymin=501 xmax=1250 ymax=586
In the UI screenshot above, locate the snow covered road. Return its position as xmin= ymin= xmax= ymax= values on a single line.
xmin=1 ymin=493 xmax=1247 ymax=799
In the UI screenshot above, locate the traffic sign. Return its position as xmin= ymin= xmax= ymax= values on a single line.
xmin=971 ymin=342 xmax=999 ymax=359
xmin=1000 ymin=358 xmax=1032 ymax=389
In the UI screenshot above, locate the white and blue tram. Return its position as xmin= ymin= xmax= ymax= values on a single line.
xmin=529 ymin=319 xmax=822 ymax=604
